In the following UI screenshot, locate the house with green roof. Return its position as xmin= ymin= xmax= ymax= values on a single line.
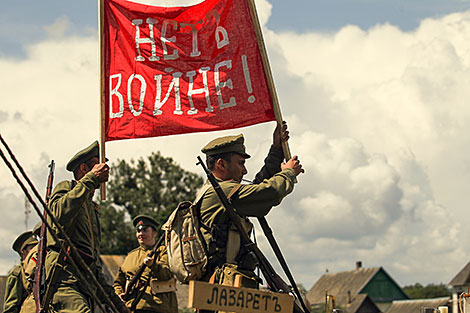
xmin=306 ymin=262 xmax=409 ymax=312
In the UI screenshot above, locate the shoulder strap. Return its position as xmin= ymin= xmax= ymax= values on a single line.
xmin=197 ymin=182 xmax=242 ymax=203
xmin=194 ymin=183 xmax=212 ymax=205
xmin=194 ymin=184 xmax=212 ymax=233
xmin=195 ymin=182 xmax=242 ymax=209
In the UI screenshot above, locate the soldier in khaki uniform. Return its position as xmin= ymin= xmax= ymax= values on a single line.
xmin=19 ymin=222 xmax=43 ymax=313
xmin=3 ymin=231 xmax=38 ymax=313
xmin=45 ymin=141 xmax=129 ymax=313
xmin=198 ymin=123 xmax=303 ymax=288
xmin=3 ymin=264 xmax=25 ymax=313
xmin=114 ymin=215 xmax=178 ymax=313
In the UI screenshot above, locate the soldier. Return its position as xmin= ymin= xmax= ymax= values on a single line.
xmin=19 ymin=222 xmax=42 ymax=313
xmin=198 ymin=122 xmax=303 ymax=288
xmin=114 ymin=215 xmax=178 ymax=313
xmin=45 ymin=141 xmax=128 ymax=313
xmin=3 ymin=231 xmax=37 ymax=313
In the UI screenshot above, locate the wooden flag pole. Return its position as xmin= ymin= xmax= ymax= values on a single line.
xmin=99 ymin=0 xmax=107 ymax=200
xmin=245 ymin=0 xmax=292 ymax=160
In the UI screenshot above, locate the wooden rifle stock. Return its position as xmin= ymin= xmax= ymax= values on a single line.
xmin=121 ymin=234 xmax=165 ymax=302
xmin=196 ymin=156 xmax=310 ymax=313
xmin=34 ymin=160 xmax=54 ymax=313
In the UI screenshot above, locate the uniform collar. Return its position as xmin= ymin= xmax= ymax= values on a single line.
xmin=140 ymin=243 xmax=155 ymax=251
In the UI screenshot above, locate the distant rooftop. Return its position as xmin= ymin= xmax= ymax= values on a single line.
xmin=385 ymin=297 xmax=450 ymax=313
xmin=307 ymin=262 xmax=408 ymax=307
xmin=449 ymin=261 xmax=470 ymax=287
xmin=307 ymin=266 xmax=381 ymax=305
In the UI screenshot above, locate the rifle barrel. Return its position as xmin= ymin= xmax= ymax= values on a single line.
xmin=34 ymin=160 xmax=55 ymax=313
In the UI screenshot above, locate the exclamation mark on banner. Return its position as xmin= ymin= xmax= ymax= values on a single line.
xmin=242 ymin=55 xmax=256 ymax=103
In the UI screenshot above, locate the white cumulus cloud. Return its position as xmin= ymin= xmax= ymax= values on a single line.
xmin=1 ymin=3 xmax=470 ymax=290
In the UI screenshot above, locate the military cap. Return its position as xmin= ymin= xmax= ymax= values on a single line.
xmin=133 ymin=215 xmax=158 ymax=231
xmin=12 ymin=231 xmax=38 ymax=255
xmin=66 ymin=141 xmax=100 ymax=172
xmin=201 ymin=134 xmax=251 ymax=159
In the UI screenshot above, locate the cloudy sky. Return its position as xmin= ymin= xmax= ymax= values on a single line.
xmin=1 ymin=0 xmax=470 ymax=291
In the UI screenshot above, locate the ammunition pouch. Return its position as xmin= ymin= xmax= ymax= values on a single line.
xmin=205 ymin=220 xmax=255 ymax=270
xmin=211 ymin=223 xmax=230 ymax=250
xmin=215 ymin=263 xmax=260 ymax=289
xmin=235 ymin=249 xmax=257 ymax=271
xmin=205 ymin=222 xmax=230 ymax=261
xmin=150 ymin=278 xmax=177 ymax=294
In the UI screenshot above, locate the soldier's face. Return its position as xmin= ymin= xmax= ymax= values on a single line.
xmin=136 ymin=226 xmax=157 ymax=247
xmin=80 ymin=157 xmax=99 ymax=174
xmin=226 ymin=153 xmax=248 ymax=183
xmin=20 ymin=244 xmax=35 ymax=260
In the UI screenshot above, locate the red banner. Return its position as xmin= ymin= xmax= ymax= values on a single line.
xmin=103 ymin=0 xmax=275 ymax=141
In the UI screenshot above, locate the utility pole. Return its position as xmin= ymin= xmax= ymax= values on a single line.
xmin=24 ymin=196 xmax=31 ymax=229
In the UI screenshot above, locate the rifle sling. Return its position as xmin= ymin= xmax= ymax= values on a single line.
xmin=196 ymin=182 xmax=240 ymax=231
xmin=195 ymin=182 xmax=243 ymax=262
xmin=193 ymin=184 xmax=212 ymax=258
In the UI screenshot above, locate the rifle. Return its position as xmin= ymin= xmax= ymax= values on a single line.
xmin=258 ymin=216 xmax=310 ymax=313
xmin=196 ymin=156 xmax=310 ymax=313
xmin=34 ymin=160 xmax=54 ymax=313
xmin=0 ymin=135 xmax=120 ymax=313
xmin=121 ymin=233 xmax=165 ymax=302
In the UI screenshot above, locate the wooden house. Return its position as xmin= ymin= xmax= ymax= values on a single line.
xmin=307 ymin=262 xmax=408 ymax=312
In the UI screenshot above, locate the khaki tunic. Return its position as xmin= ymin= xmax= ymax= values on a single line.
xmin=21 ymin=245 xmax=38 ymax=293
xmin=198 ymin=146 xmax=297 ymax=279
xmin=3 ymin=264 xmax=27 ymax=313
xmin=18 ymin=245 xmax=38 ymax=313
xmin=45 ymin=171 xmax=124 ymax=312
xmin=114 ymin=245 xmax=178 ymax=313
xmin=18 ymin=295 xmax=35 ymax=313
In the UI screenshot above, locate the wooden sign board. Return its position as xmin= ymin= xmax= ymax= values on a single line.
xmin=188 ymin=281 xmax=294 ymax=313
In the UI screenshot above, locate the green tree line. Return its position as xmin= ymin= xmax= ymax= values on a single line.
xmin=99 ymin=151 xmax=203 ymax=254
xmin=403 ymin=283 xmax=451 ymax=299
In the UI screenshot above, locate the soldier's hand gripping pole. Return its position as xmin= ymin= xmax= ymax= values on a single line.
xmin=0 ymin=135 xmax=121 ymax=313
xmin=33 ymin=160 xmax=55 ymax=313
xmin=196 ymin=156 xmax=310 ymax=313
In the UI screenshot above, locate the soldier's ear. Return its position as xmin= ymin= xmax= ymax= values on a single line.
xmin=79 ymin=163 xmax=88 ymax=173
xmin=215 ymin=158 xmax=226 ymax=170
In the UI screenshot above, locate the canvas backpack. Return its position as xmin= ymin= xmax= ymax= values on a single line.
xmin=162 ymin=185 xmax=211 ymax=283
